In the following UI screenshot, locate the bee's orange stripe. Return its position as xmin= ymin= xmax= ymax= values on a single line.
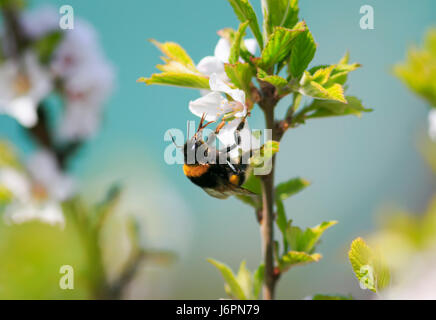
xmin=229 ymin=174 xmax=240 ymax=185
xmin=183 ymin=164 xmax=210 ymax=177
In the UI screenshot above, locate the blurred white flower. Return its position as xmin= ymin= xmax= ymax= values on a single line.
xmin=27 ymin=149 xmax=76 ymax=201
xmin=20 ymin=5 xmax=59 ymax=39
xmin=4 ymin=200 xmax=65 ymax=228
xmin=428 ymin=109 xmax=436 ymax=141
xmin=20 ymin=6 xmax=115 ymax=141
xmin=0 ymin=52 xmax=52 ymax=127
xmin=197 ymin=37 xmax=257 ymax=81
xmin=381 ymin=249 xmax=436 ymax=299
xmin=0 ymin=167 xmax=65 ymax=228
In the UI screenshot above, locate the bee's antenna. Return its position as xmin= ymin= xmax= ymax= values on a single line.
xmin=197 ymin=113 xmax=206 ymax=132
xmin=169 ymin=131 xmax=182 ymax=149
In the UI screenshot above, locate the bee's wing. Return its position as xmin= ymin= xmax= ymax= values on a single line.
xmin=203 ymin=184 xmax=256 ymax=199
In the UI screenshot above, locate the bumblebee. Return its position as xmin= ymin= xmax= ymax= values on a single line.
xmin=174 ymin=115 xmax=254 ymax=199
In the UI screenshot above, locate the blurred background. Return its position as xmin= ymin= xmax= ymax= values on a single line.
xmin=0 ymin=0 xmax=435 ymax=299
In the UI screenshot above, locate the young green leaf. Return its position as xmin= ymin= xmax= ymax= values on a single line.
xmin=229 ymin=21 xmax=250 ymax=64
xmin=306 ymin=96 xmax=372 ymax=119
xmin=250 ymin=140 xmax=280 ymax=168
xmin=207 ymin=259 xmax=246 ymax=300
xmin=279 ymin=251 xmax=322 ymax=272
xmin=259 ymin=22 xmax=306 ymax=72
xmin=225 ymin=62 xmax=254 ymax=95
xmin=262 ymin=0 xmax=299 ymax=36
xmin=299 ymin=73 xmax=347 ymax=103
xmin=236 ymin=261 xmax=254 ymax=299
xmin=150 ymin=40 xmax=197 ymax=71
xmin=275 ymin=198 xmax=288 ymax=252
xmin=138 ymin=72 xmax=210 ymax=89
xmin=287 ymin=220 xmax=337 ymax=253
xmin=348 ymin=238 xmax=391 ymax=293
xmin=253 ymin=264 xmax=264 ymax=299
xmin=227 ymin=0 xmax=264 ymax=49
xmin=257 ymin=69 xmax=290 ymax=95
xmin=275 ymin=177 xmax=310 ymax=201
xmin=288 ymin=27 xmax=316 ymax=79
xmin=393 ymin=28 xmax=436 ymax=107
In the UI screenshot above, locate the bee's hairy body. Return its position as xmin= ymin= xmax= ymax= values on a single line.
xmin=181 ymin=117 xmax=254 ymax=199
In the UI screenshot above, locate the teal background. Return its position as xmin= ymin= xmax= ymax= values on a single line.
xmin=0 ymin=0 xmax=435 ymax=299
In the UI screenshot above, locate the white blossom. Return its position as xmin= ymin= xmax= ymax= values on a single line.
xmin=428 ymin=109 xmax=436 ymax=141
xmin=0 ymin=51 xmax=52 ymax=127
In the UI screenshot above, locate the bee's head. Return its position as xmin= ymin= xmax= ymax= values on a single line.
xmin=183 ymin=114 xmax=214 ymax=164
xmin=183 ymin=132 xmax=206 ymax=164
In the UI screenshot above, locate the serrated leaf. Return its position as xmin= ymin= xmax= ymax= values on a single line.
xmin=229 ymin=21 xmax=250 ymax=64
xmin=138 ymin=72 xmax=210 ymax=89
xmin=299 ymin=74 xmax=347 ymax=103
xmin=150 ymin=40 xmax=196 ymax=71
xmin=208 ymin=259 xmax=246 ymax=300
xmin=307 ymin=96 xmax=372 ymax=118
xmin=225 ymin=62 xmax=254 ymax=95
xmin=257 ymin=69 xmax=289 ymax=94
xmin=279 ymin=251 xmax=322 ymax=272
xmin=259 ymin=22 xmax=306 ymax=71
xmin=348 ymin=238 xmax=391 ymax=293
xmin=287 ymin=220 xmax=337 ymax=253
xmin=227 ymin=0 xmax=264 ymax=49
xmin=275 ymin=177 xmax=310 ymax=201
xmin=288 ymin=27 xmax=316 ymax=79
xmin=262 ymin=0 xmax=299 ymax=36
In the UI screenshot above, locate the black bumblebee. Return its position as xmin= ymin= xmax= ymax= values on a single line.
xmin=173 ymin=115 xmax=255 ymax=199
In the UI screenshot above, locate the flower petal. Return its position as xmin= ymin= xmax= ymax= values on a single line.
xmin=428 ymin=109 xmax=436 ymax=141
xmin=244 ymin=38 xmax=258 ymax=56
xmin=7 ymin=97 xmax=38 ymax=127
xmin=197 ymin=56 xmax=225 ymax=77
xmin=189 ymin=91 xmax=229 ymax=121
xmin=214 ymin=38 xmax=231 ymax=63
xmin=209 ymin=73 xmax=245 ymax=104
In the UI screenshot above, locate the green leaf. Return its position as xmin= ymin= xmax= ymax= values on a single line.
xmin=393 ymin=27 xmax=436 ymax=107
xmin=287 ymin=220 xmax=337 ymax=253
xmin=236 ymin=173 xmax=261 ymax=209
xmin=307 ymin=96 xmax=372 ymax=118
xmin=250 ymin=140 xmax=280 ymax=168
xmin=225 ymin=62 xmax=254 ymax=95
xmin=279 ymin=251 xmax=322 ymax=272
xmin=229 ymin=21 xmax=250 ymax=64
xmin=262 ymin=0 xmax=299 ymax=36
xmin=288 ymin=26 xmax=316 ymax=79
xmin=257 ymin=69 xmax=289 ymax=94
xmin=150 ymin=39 xmax=197 ymax=71
xmin=275 ymin=198 xmax=288 ymax=252
xmin=208 ymin=259 xmax=246 ymax=300
xmin=236 ymin=261 xmax=254 ymax=299
xmin=275 ymin=177 xmax=310 ymax=201
xmin=259 ymin=22 xmax=306 ymax=72
xmin=138 ymin=72 xmax=210 ymax=89
xmin=348 ymin=238 xmax=391 ymax=293
xmin=312 ymin=294 xmax=353 ymax=300
xmin=253 ymin=264 xmax=264 ymax=299
xmin=299 ymin=73 xmax=347 ymax=103
xmin=33 ymin=31 xmax=63 ymax=64
xmin=227 ymin=0 xmax=264 ymax=49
